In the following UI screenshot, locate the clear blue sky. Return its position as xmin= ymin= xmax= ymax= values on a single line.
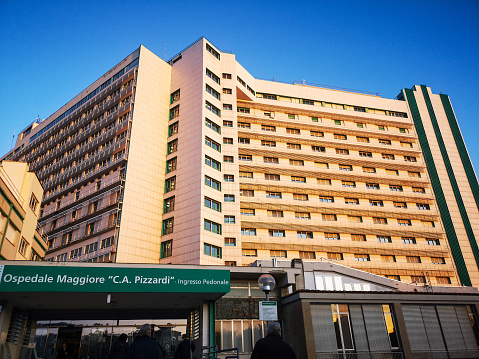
xmin=1 ymin=0 xmax=478 ymax=173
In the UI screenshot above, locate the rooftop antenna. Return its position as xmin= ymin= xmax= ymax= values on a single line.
xmin=164 ymin=40 xmax=167 ymax=60
xmin=10 ymin=130 xmax=15 ymax=150
xmin=36 ymin=115 xmax=41 ymax=123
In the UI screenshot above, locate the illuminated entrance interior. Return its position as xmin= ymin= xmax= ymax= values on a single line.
xmin=33 ymin=319 xmax=187 ymax=359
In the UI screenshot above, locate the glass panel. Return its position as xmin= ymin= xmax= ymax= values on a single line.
xmin=383 ymin=305 xmax=399 ymax=349
xmin=216 ymin=321 xmax=222 ymax=350
xmin=253 ymin=320 xmax=263 ymax=346
xmin=233 ymin=321 xmax=243 ymax=351
xmin=334 ymin=276 xmax=343 ymax=290
xmin=340 ymin=313 xmax=354 ymax=350
xmin=33 ymin=328 xmax=50 ymax=359
xmin=243 ymin=321 xmax=253 ymax=353
xmin=223 ymin=321 xmax=233 ymax=349
xmin=332 ymin=313 xmax=343 ymax=349
xmin=325 ymin=276 xmax=334 ymax=290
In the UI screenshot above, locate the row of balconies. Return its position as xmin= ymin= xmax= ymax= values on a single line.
xmin=40 ymin=175 xmax=123 ymax=219
xmin=20 ymin=68 xmax=136 ymax=162
xmin=36 ymin=115 xmax=129 ymax=182
xmin=41 ymin=149 xmax=127 ymax=203
xmin=31 ymin=97 xmax=131 ymax=174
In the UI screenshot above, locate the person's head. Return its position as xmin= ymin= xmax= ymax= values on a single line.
xmin=182 ymin=334 xmax=188 ymax=340
xmin=140 ymin=323 xmax=151 ymax=337
xmin=267 ymin=322 xmax=281 ymax=337
xmin=62 ymin=342 xmax=67 ymax=348
xmin=119 ymin=333 xmax=128 ymax=342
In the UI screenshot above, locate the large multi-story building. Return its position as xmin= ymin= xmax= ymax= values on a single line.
xmin=3 ymin=37 xmax=478 ymax=287
xmin=0 ymin=161 xmax=45 ymax=260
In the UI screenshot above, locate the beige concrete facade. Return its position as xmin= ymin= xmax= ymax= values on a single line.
xmin=4 ymin=37 xmax=478 ymax=287
xmin=0 ymin=161 xmax=45 ymax=260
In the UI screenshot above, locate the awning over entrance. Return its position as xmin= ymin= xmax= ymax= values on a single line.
xmin=0 ymin=261 xmax=230 ymax=319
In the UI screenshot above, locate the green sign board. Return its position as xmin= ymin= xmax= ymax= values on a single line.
xmin=0 ymin=265 xmax=230 ymax=293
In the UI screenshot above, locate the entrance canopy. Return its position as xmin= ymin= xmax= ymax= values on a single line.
xmin=0 ymin=261 xmax=230 ymax=319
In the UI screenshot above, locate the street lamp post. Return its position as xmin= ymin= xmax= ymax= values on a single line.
xmin=258 ymin=274 xmax=276 ymax=301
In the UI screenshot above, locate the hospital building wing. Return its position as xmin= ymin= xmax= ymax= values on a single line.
xmin=3 ymin=37 xmax=479 ymax=287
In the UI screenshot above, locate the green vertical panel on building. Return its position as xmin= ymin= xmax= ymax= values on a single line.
xmin=209 ymin=301 xmax=215 ymax=348
xmin=421 ymin=85 xmax=479 ymax=275
xmin=440 ymin=94 xmax=479 ymax=212
xmin=403 ymin=88 xmax=471 ymax=286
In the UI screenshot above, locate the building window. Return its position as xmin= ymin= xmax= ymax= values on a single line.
xmin=205 ymin=156 xmax=221 ymax=171
xmin=402 ymin=237 xmax=416 ymax=244
xmin=238 ymin=138 xmax=250 ymax=144
xmin=163 ymin=218 xmax=174 ymax=235
xmin=224 ymin=174 xmax=234 ymax=182
xmin=241 ymin=228 xmax=256 ymax=236
xmin=204 ymin=197 xmax=221 ymax=212
xmin=222 ymin=73 xmax=232 ymax=79
xmin=351 ymin=234 xmax=366 ymax=242
xmin=238 ymin=122 xmax=250 ymax=128
xmin=164 ymin=196 xmax=175 ymax=213
xmin=319 ymin=196 xmax=334 ymax=203
xmin=70 ymin=248 xmax=82 ymax=259
xmin=311 ymin=117 xmax=319 ymax=122
xmin=224 ymin=216 xmax=235 ymax=224
xmin=366 ymin=183 xmax=380 ymax=190
xmin=357 ymin=136 xmax=369 ymax=143
xmin=223 ymin=120 xmax=233 ymax=127
xmin=270 ymin=250 xmax=287 ymax=258
xmin=224 ymin=194 xmax=235 ymax=202
xmin=334 ymin=120 xmax=342 ymax=125
xmin=242 ymin=249 xmax=257 ymax=257
xmin=237 ymin=76 xmax=246 ymax=86
xmin=328 ymin=252 xmax=343 ymax=260
xmin=317 ymin=178 xmax=332 ymax=185
xmin=266 ymin=191 xmax=281 ymax=199
xmin=359 ymin=151 xmax=372 ymax=158
xmin=431 ymin=257 xmax=445 ymax=264
xmin=240 ymin=189 xmax=254 ymax=197
xmin=30 ymin=251 xmax=41 ymax=261
xmin=293 ymin=193 xmax=308 ymax=201
xmin=287 ymin=143 xmax=301 ymax=150
xmin=386 ymin=169 xmax=399 ymax=177
xmin=291 ymin=176 xmax=306 ymax=183
xmin=269 ymin=230 xmax=285 ymax=237
xmin=239 ymin=171 xmax=253 ymax=178
xmin=363 ymin=167 xmax=376 ymax=173
xmin=168 ymin=121 xmax=179 ymax=137
xmin=265 ymin=174 xmax=280 ymax=181
xmin=170 ymin=105 xmax=180 ymax=120
xmin=401 ymin=141 xmax=413 ymax=148
xmin=206 ymin=68 xmax=220 ymax=84
xmin=325 ymin=232 xmax=340 ymax=240
xmin=389 ymin=185 xmax=403 ymax=192
xmin=312 ymin=146 xmax=326 ymax=152
xmin=87 ymin=222 xmax=95 ymax=235
xmin=397 ymin=219 xmax=411 ymax=226
xmin=381 ymin=255 xmax=396 ymax=262
xmin=223 ymin=88 xmax=232 ymax=94
xmin=29 ymin=194 xmax=39 ymax=213
xmin=264 ymin=157 xmax=279 ymax=164
xmin=345 ymin=198 xmax=359 ymax=205
xmin=404 ymin=156 xmax=417 ymax=162
xmin=426 ymin=238 xmax=440 ymax=246
xmin=267 ymin=210 xmax=283 ymax=218
xmin=166 ymin=157 xmax=177 ymax=173
xmin=408 ymin=171 xmax=421 ymax=178
xmin=224 ymin=238 xmax=236 ymax=246
xmin=379 ymin=139 xmax=391 ymax=145
xmin=205 ymin=101 xmax=221 ymax=117
xmin=374 ymin=217 xmax=388 ymax=225
xmin=206 ymin=84 xmax=220 ymax=100
xmin=417 ymin=203 xmax=430 ymax=210
xmin=436 ymin=277 xmax=451 ymax=285
xmin=406 ymin=256 xmax=421 ymax=263
xmin=18 ymin=237 xmax=28 ymax=256
xmin=295 ymin=212 xmax=311 ymax=219
xmin=421 ymin=220 xmax=435 ymax=227
xmin=205 ymin=137 xmax=221 ymax=152
xmin=286 ymin=128 xmax=300 ymax=134
xmin=205 ymin=118 xmax=221 ymax=134
xmin=223 ymin=104 xmax=233 ymax=110
xmin=393 ymin=202 xmax=407 ymax=208
xmin=224 ymin=156 xmax=234 ymax=163
xmin=167 ymin=139 xmax=178 ymax=155
xmin=262 ymin=125 xmax=276 ymax=132
xmin=339 ymin=164 xmax=352 ymax=171
xmin=165 ymin=176 xmax=176 ymax=193
xmin=315 ymin=162 xmax=329 ymax=168
xmin=322 ymin=214 xmax=337 ymax=221
xmin=204 ymin=243 xmax=222 ymax=258
xmin=370 ymin=200 xmax=384 ymax=206
xmin=161 ymin=240 xmax=173 ymax=258
xmin=85 ymin=242 xmax=98 ymax=254
xmin=411 ymin=276 xmax=426 ymax=284
xmin=382 ymin=153 xmax=395 ymax=160
xmin=348 ymin=216 xmax=362 ymax=223
xmin=300 ymin=251 xmax=316 ymax=259
xmin=336 ymin=149 xmax=349 ymax=155
xmin=261 ymin=140 xmax=276 ymax=147
xmin=204 ymin=219 xmax=222 ymax=234
xmin=101 ymin=236 xmax=114 ymax=249
xmin=223 ymin=138 xmax=233 ymax=144
xmin=377 ymin=235 xmax=392 ymax=243
xmin=289 ymin=159 xmax=304 ymax=166
xmin=241 ymin=208 xmax=255 ymax=216
xmin=342 ymin=181 xmax=356 ymax=188
xmin=412 ymin=187 xmax=426 ymax=193
xmin=355 ymin=254 xmax=370 ymax=261
xmin=288 ymin=114 xmax=296 ymax=119
xmin=297 ymin=231 xmax=313 ymax=239
xmin=239 ymin=154 xmax=252 ymax=161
